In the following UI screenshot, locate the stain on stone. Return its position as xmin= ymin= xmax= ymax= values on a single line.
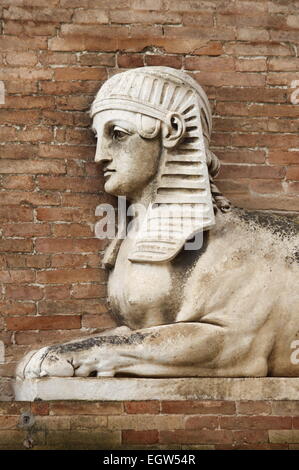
xmin=238 ymin=209 xmax=299 ymax=238
xmin=50 ymin=332 xmax=152 ymax=354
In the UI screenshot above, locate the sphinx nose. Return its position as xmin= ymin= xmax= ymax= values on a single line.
xmin=94 ymin=136 xmax=112 ymax=164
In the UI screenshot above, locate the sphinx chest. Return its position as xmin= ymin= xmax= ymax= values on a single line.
xmin=107 ymin=238 xmax=178 ymax=329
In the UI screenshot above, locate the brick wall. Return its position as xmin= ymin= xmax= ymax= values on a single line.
xmin=0 ymin=400 xmax=298 ymax=450
xmin=1 ymin=0 xmax=299 ymax=377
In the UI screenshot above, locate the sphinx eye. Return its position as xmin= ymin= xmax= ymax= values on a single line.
xmin=111 ymin=126 xmax=130 ymax=141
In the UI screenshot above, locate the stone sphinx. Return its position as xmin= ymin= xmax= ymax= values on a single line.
xmin=17 ymin=67 xmax=298 ymax=380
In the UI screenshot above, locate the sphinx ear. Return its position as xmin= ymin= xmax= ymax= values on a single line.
xmin=162 ymin=113 xmax=186 ymax=149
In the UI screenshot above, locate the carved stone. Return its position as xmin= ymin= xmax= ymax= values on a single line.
xmin=16 ymin=67 xmax=299 ymax=381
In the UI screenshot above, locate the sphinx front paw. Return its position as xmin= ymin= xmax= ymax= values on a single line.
xmin=16 ymin=347 xmax=75 ymax=379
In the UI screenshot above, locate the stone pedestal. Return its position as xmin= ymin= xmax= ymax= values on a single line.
xmin=13 ymin=377 xmax=299 ymax=401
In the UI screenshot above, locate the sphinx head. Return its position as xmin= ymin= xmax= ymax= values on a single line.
xmin=91 ymin=67 xmax=230 ymax=263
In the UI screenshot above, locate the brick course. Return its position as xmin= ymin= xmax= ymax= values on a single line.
xmin=0 ymin=400 xmax=297 ymax=450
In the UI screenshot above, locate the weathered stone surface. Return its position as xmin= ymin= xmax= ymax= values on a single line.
xmin=13 ymin=377 xmax=299 ymax=402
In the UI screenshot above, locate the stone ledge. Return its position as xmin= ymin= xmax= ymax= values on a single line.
xmin=13 ymin=377 xmax=299 ymax=402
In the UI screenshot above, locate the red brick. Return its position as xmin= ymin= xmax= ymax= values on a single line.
xmin=3 ymin=223 xmax=50 ymax=237
xmin=185 ymin=56 xmax=234 ymax=72
xmin=224 ymin=42 xmax=291 ymax=56
xmin=52 ymin=223 xmax=93 ymax=238
xmin=182 ymin=12 xmax=213 ymax=26
xmin=6 ymin=315 xmax=81 ymax=331
xmin=214 ymin=149 xmax=266 ymax=164
xmin=39 ymin=51 xmax=77 ymax=65
xmin=218 ymin=164 xmax=285 ymax=180
xmin=269 ymin=57 xmax=299 ymax=71
xmin=81 ymin=313 xmax=116 ymax=329
xmin=185 ymin=416 xmax=219 ymax=429
xmin=0 ymin=206 xmax=33 ymax=222
xmin=161 ymin=401 xmax=236 ymax=415
xmin=1 ymin=143 xmax=38 ymax=159
xmin=38 ymin=144 xmax=94 ymax=160
xmin=160 ymin=429 xmax=233 ymax=445
xmin=72 ymin=9 xmax=109 ymax=24
xmin=37 ymin=176 xmax=100 ymax=193
xmin=36 ymin=269 xmax=105 ymax=284
xmin=6 ymin=285 xmax=44 ymax=301
xmin=250 ymin=179 xmax=283 ymax=194
xmin=41 ymin=111 xmax=74 ymax=126
xmin=4 ymin=81 xmax=38 ymax=95
xmin=2 ymin=175 xmax=34 ymax=190
xmin=44 ymin=286 xmax=71 ymax=300
xmin=5 ymin=253 xmax=27 ymax=269
xmin=36 ymin=238 xmax=105 ymax=254
xmin=0 ymin=239 xmax=32 ymax=253
xmin=0 ymin=67 xmax=52 ymax=81
xmin=5 ymin=51 xmax=37 ymax=66
xmin=50 ymin=401 xmax=123 ymax=415
xmin=124 ymin=401 xmax=160 ymax=415
xmin=145 ymin=54 xmax=182 ymax=69
xmin=36 ymin=208 xmax=91 ymax=222
xmin=268 ymin=151 xmax=299 ymax=165
xmin=61 ymin=193 xmax=111 ymax=207
xmin=4 ymin=19 xmax=57 ymax=36
xmin=31 ymin=402 xmax=49 ymax=416
xmin=60 ymin=24 xmax=129 ymax=38
xmin=232 ymin=430 xmax=269 ymax=445
xmin=111 ymin=10 xmax=181 ymax=24
xmin=71 ymin=284 xmax=107 ymax=299
xmin=286 ymin=167 xmax=299 ymax=181
xmin=122 ymin=430 xmax=158 ymax=445
xmin=0 ymin=403 xmax=30 ymax=415
xmin=117 ymin=54 xmax=144 ymax=68
xmin=0 ymin=301 xmax=36 ymax=316
xmin=49 ymin=36 xmax=221 ymax=55
xmin=267 ymin=72 xmax=299 ymax=86
xmin=0 ymin=416 xmax=19 ymax=429
xmin=237 ymin=27 xmax=269 ymax=42
xmin=0 ymin=191 xmax=60 ymax=207
xmin=221 ymin=416 xmax=292 ymax=430
xmin=54 ymin=67 xmax=107 ymax=81
xmin=38 ymin=299 xmax=107 ymax=315
xmin=236 ymin=58 xmax=267 ymax=72
xmin=51 ymin=254 xmax=101 ymax=268
xmin=193 ymin=71 xmax=265 ymax=87
xmin=79 ymin=53 xmax=115 ymax=67
xmin=56 ymin=95 xmax=92 ymax=112
xmin=0 ymin=270 xmax=35 ymax=283
xmin=15 ymin=330 xmax=89 ymax=346
xmin=0 ymin=36 xmax=47 ymax=51
xmin=218 ymin=87 xmax=286 ymax=103
xmin=164 ymin=26 xmax=235 ymax=40
xmin=26 ymin=255 xmax=51 ymax=269
xmin=40 ymin=80 xmax=99 ymax=95
xmin=5 ymin=96 xmax=55 ymax=110
xmin=228 ymin=193 xmax=299 ymax=211
xmin=3 ymin=6 xmax=73 ymax=22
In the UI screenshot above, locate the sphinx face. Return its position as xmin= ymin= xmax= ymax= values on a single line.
xmin=92 ymin=110 xmax=161 ymax=200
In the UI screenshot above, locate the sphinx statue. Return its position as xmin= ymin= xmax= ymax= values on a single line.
xmin=17 ymin=67 xmax=298 ymax=379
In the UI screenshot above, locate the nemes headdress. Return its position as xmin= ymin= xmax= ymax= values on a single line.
xmin=91 ymin=67 xmax=229 ymax=265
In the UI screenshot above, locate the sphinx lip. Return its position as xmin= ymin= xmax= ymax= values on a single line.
xmin=104 ymin=169 xmax=116 ymax=178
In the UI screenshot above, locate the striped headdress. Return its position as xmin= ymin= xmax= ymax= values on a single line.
xmin=91 ymin=67 xmax=216 ymax=264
